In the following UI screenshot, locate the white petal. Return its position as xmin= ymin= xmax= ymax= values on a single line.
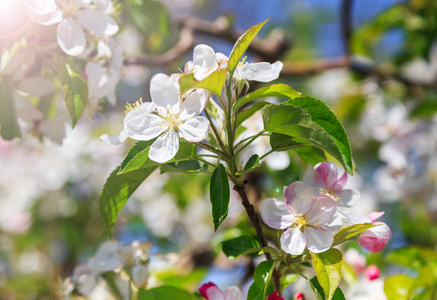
xmin=179 ymin=89 xmax=209 ymax=120
xmin=307 ymin=194 xmax=337 ymax=226
xmin=132 ymin=265 xmax=149 ymax=288
xmin=304 ymin=227 xmax=333 ymax=253
xmin=87 ymin=240 xmax=122 ymax=272
xmin=302 ymin=164 xmax=325 ymax=188
xmin=85 ymin=62 xmax=104 ymax=99
xmin=280 ymin=227 xmax=306 ymax=255
xmin=324 ymin=214 xmax=343 ymax=234
xmin=93 ymin=0 xmax=113 ymax=12
xmin=284 ymin=181 xmax=314 ymax=214
xmin=337 ymin=189 xmax=360 ymax=207
xmin=224 ymin=286 xmax=242 ymax=300
xmin=150 ymin=73 xmax=180 ymax=111
xmin=17 ymin=76 xmax=55 ymax=98
xmin=205 ymin=285 xmax=225 ymax=300
xmin=148 ymin=130 xmax=180 ymax=163
xmin=100 ymin=130 xmax=128 ymax=145
xmin=193 ymin=44 xmax=217 ymax=69
xmin=178 ymin=116 xmax=209 ymax=142
xmin=57 ymin=18 xmax=86 ymax=56
xmin=76 ymin=10 xmax=119 ymax=35
xmin=238 ymin=61 xmax=283 ymax=82
xmin=26 ymin=9 xmax=63 ymax=25
xmin=125 ymin=113 xmax=166 ymax=141
xmin=22 ymin=0 xmax=56 ymax=15
xmin=260 ymin=198 xmax=294 ymax=230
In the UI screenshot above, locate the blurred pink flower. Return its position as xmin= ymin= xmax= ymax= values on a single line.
xmin=365 ymin=265 xmax=381 ymax=280
xmin=268 ymin=291 xmax=285 ymax=300
xmin=260 ymin=181 xmax=337 ymax=255
xmin=199 ymin=282 xmax=242 ymax=300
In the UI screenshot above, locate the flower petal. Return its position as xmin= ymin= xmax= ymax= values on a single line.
xmin=307 ymin=194 xmax=337 ymax=226
xmin=323 ymin=213 xmax=343 ymax=234
xmin=303 ymin=164 xmax=325 ymax=188
xmin=87 ymin=240 xmax=122 ymax=272
xmin=204 ymin=284 xmax=225 ymax=300
xmin=366 ymin=211 xmax=385 ymax=222
xmin=280 ymin=227 xmax=306 ymax=255
xmin=132 ymin=265 xmax=149 ymax=288
xmin=148 ymin=130 xmax=180 ymax=163
xmin=224 ymin=286 xmax=242 ymax=300
xmin=238 ymin=61 xmax=283 ymax=82
xmin=179 ymin=89 xmax=209 ymax=120
xmin=358 ymin=222 xmax=391 ymax=253
xmin=26 ymin=9 xmax=63 ymax=25
xmin=76 ymin=10 xmax=119 ymax=35
xmin=337 ymin=189 xmax=360 ymax=207
xmin=22 ymin=0 xmax=56 ymax=15
xmin=304 ymin=227 xmax=333 ymax=253
xmin=316 ymin=162 xmax=339 ymax=189
xmin=100 ymin=130 xmax=128 ymax=145
xmin=200 ymin=282 xmax=219 ymax=300
xmin=332 ymin=171 xmax=348 ymax=191
xmin=178 ymin=116 xmax=209 ymax=142
xmin=57 ymin=18 xmax=86 ymax=56
xmin=150 ymin=73 xmax=180 ymax=112
xmin=284 ymin=181 xmax=314 ymax=214
xmin=125 ymin=113 xmax=166 ymax=141
xmin=193 ymin=44 xmax=217 ymax=70
xmin=260 ymin=198 xmax=295 ymax=230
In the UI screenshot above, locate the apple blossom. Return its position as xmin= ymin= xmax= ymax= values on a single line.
xmin=260 ymin=181 xmax=337 ymax=255
xmin=199 ymin=282 xmax=242 ymax=300
xmin=111 ymin=73 xmax=210 ymax=163
xmin=358 ymin=212 xmax=391 ymax=253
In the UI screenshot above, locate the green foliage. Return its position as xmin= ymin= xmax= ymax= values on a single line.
xmin=59 ymin=62 xmax=88 ymax=128
xmin=410 ymin=96 xmax=437 ymax=118
xmin=309 ymin=276 xmax=345 ymax=300
xmin=262 ymin=98 xmax=353 ymax=174
xmin=160 ymin=160 xmax=209 ymax=173
xmin=233 ymin=84 xmax=301 ymax=112
xmin=236 ymin=154 xmax=260 ymax=175
xmin=209 ymin=164 xmax=230 ymax=231
xmin=179 ymin=69 xmax=228 ymax=98
xmin=0 ymin=76 xmax=21 ymax=140
xmin=221 ymin=235 xmax=261 ymax=259
xmin=333 ymin=223 xmax=375 ymax=246
xmin=138 ymin=286 xmax=199 ymax=300
xmin=384 ymin=274 xmax=416 ymax=300
xmin=227 ymin=18 xmax=269 ymax=78
xmin=99 ymin=165 xmax=158 ymax=236
xmin=311 ymin=249 xmax=343 ymax=300
xmin=247 ymin=260 xmax=276 ymax=300
xmin=236 ymin=101 xmax=270 ymax=127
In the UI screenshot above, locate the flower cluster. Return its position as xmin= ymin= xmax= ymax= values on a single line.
xmin=261 ymin=162 xmax=391 ymax=255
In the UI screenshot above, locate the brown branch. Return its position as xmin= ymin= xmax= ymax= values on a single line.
xmin=341 ymin=0 xmax=353 ymax=58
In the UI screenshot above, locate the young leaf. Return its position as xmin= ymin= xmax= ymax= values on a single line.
xmin=236 ymin=101 xmax=270 ymax=127
xmin=383 ymin=274 xmax=415 ymax=300
xmin=309 ymin=276 xmax=345 ymax=300
xmin=99 ymin=165 xmax=158 ymax=236
xmin=236 ymin=154 xmax=260 ymax=175
xmin=228 ymin=18 xmax=269 ymax=78
xmin=285 ymin=97 xmax=353 ymax=174
xmin=221 ymin=235 xmax=261 ymax=260
xmin=247 ymin=260 xmax=276 ymax=300
xmin=294 ymin=146 xmax=327 ymax=166
xmin=118 ymin=139 xmax=197 ymax=174
xmin=269 ymin=133 xmax=307 ymax=152
xmin=311 ymin=249 xmax=343 ymax=300
xmin=138 ymin=286 xmax=198 ymax=300
xmin=0 ymin=76 xmax=21 ymax=140
xmin=234 ymin=84 xmax=301 ymax=112
xmin=333 ymin=223 xmax=375 ymax=246
xmin=160 ymin=160 xmax=209 ymax=173
xmin=210 ymin=164 xmax=230 ymax=231
xmin=59 ymin=63 xmax=88 ymax=128
xmin=179 ymin=69 xmax=227 ymax=98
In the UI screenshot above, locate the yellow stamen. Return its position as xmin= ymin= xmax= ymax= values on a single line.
xmin=320 ymin=187 xmax=342 ymax=201
xmin=295 ymin=213 xmax=309 ymax=230
xmin=125 ymin=98 xmax=143 ymax=114
xmin=162 ymin=108 xmax=181 ymax=130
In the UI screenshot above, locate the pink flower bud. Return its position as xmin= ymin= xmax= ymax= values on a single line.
xmin=294 ymin=292 xmax=305 ymax=300
xmin=358 ymin=213 xmax=391 ymax=253
xmin=365 ymin=265 xmax=380 ymax=280
xmin=268 ymin=291 xmax=285 ymax=300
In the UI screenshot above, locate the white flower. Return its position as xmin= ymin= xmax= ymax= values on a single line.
xmin=23 ymin=0 xmax=119 ymax=56
xmin=120 ymin=73 xmax=210 ymax=163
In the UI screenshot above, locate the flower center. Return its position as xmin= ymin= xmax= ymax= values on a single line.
xmin=320 ymin=187 xmax=342 ymax=201
xmin=162 ymin=109 xmax=181 ymax=130
xmin=294 ymin=213 xmax=309 ymax=230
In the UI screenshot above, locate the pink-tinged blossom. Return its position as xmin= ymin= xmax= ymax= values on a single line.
xmin=260 ymin=181 xmax=337 ymax=255
xmin=365 ymin=265 xmax=381 ymax=280
xmin=268 ymin=291 xmax=285 ymax=300
xmin=294 ymin=293 xmax=306 ymax=300
xmin=199 ymin=282 xmax=242 ymax=300
xmin=358 ymin=212 xmax=391 ymax=253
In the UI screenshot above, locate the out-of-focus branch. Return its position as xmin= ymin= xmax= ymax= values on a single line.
xmin=124 ymin=16 xmax=291 ymax=67
xmin=341 ymin=0 xmax=353 ymax=58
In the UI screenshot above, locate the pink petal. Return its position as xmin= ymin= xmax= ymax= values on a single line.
xmin=332 ymin=171 xmax=348 ymax=191
xmin=304 ymin=227 xmax=333 ymax=253
xmin=302 ymin=164 xmax=325 ymax=188
xmin=337 ymin=189 xmax=360 ymax=207
xmin=200 ymin=282 xmax=221 ymax=299
xmin=178 ymin=116 xmax=209 ymax=142
xmin=358 ymin=222 xmax=391 ymax=253
xmin=284 ymin=181 xmax=313 ymax=214
xmin=206 ymin=285 xmax=225 ymax=300
xmin=366 ymin=211 xmax=385 ymax=222
xmin=224 ymin=286 xmax=242 ymax=300
xmin=316 ymin=162 xmax=339 ymax=189
xmin=268 ymin=291 xmax=285 ymax=300
xmin=148 ymin=130 xmax=180 ymax=163
xmin=260 ymin=198 xmax=295 ymax=230
xmin=307 ymin=194 xmax=336 ymax=226
xmin=280 ymin=227 xmax=306 ymax=255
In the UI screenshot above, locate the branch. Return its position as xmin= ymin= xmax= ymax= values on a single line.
xmin=341 ymin=0 xmax=353 ymax=58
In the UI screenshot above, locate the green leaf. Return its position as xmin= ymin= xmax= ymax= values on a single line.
xmin=236 ymin=101 xmax=270 ymax=127
xmin=210 ymin=164 xmax=230 ymax=231
xmin=333 ymin=223 xmax=375 ymax=246
xmin=384 ymin=274 xmax=415 ymax=300
xmin=179 ymin=69 xmax=227 ymax=98
xmin=138 ymin=286 xmax=198 ymax=300
xmin=160 ymin=160 xmax=209 ymax=173
xmin=387 ymin=247 xmax=437 ymax=271
xmin=247 ymin=260 xmax=276 ymax=300
xmin=236 ymin=154 xmax=260 ymax=175
xmin=410 ymin=97 xmax=437 ymax=118
xmin=234 ymin=84 xmax=301 ymax=112
xmin=311 ymin=248 xmax=343 ymax=300
xmin=294 ymin=146 xmax=327 ymax=166
xmin=1 ymin=41 xmax=22 ymax=72
xmin=59 ymin=63 xmax=87 ymax=128
xmin=0 ymin=76 xmax=21 ymax=140
xmin=99 ymin=165 xmax=157 ymax=236
xmin=221 ymin=235 xmax=261 ymax=259
xmin=118 ymin=139 xmax=197 ymax=174
xmin=309 ymin=277 xmax=345 ymax=300
xmin=281 ymin=273 xmax=299 ymax=291
xmin=285 ymin=97 xmax=352 ymax=174
xmin=228 ymin=18 xmax=269 ymax=78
